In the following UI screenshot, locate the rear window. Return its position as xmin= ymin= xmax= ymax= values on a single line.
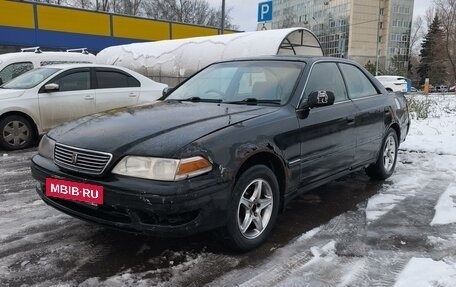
xmin=0 ymin=62 xmax=34 ymax=84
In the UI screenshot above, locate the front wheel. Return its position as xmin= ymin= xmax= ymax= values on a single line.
xmin=0 ymin=115 xmax=35 ymax=150
xmin=221 ymin=165 xmax=280 ymax=251
xmin=366 ymin=128 xmax=398 ymax=180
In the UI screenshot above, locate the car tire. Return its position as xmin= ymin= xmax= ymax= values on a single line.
xmin=0 ymin=114 xmax=34 ymax=150
xmin=220 ymin=165 xmax=280 ymax=251
xmin=365 ymin=128 xmax=398 ymax=180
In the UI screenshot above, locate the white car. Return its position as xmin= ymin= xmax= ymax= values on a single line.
xmin=375 ymin=75 xmax=408 ymax=92
xmin=0 ymin=64 xmax=167 ymax=150
xmin=0 ymin=47 xmax=95 ymax=85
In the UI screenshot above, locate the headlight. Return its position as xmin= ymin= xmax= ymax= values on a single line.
xmin=112 ymin=156 xmax=212 ymax=181
xmin=38 ymin=135 xmax=55 ymax=160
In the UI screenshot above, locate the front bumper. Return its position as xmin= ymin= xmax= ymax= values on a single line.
xmin=31 ymin=154 xmax=232 ymax=237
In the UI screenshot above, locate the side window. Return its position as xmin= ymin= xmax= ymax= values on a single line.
xmin=0 ymin=62 xmax=34 ymax=84
xmin=304 ymin=62 xmax=348 ymax=102
xmin=96 ymin=71 xmax=139 ymax=89
xmin=54 ymin=71 xmax=90 ymax=92
xmin=338 ymin=64 xmax=378 ymax=99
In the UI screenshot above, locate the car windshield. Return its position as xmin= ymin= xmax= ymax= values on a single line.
xmin=1 ymin=67 xmax=60 ymax=89
xmin=166 ymin=61 xmax=305 ymax=105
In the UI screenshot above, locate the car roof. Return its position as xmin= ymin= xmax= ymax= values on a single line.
xmin=39 ymin=63 xmax=131 ymax=70
xmin=215 ymin=55 xmax=363 ymax=66
xmin=0 ymin=51 xmax=95 ymax=62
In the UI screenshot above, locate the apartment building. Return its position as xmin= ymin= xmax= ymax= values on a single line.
xmin=269 ymin=0 xmax=414 ymax=73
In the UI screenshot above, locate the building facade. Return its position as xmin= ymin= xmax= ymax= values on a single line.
xmin=0 ymin=0 xmax=236 ymax=54
xmin=269 ymin=0 xmax=414 ymax=74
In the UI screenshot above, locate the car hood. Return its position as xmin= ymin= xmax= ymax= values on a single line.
xmin=0 ymin=89 xmax=25 ymax=100
xmin=48 ymin=101 xmax=279 ymax=157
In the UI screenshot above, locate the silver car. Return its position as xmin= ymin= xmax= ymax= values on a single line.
xmin=0 ymin=64 xmax=167 ymax=150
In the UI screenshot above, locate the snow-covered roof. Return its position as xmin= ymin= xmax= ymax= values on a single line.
xmin=96 ymin=28 xmax=323 ymax=85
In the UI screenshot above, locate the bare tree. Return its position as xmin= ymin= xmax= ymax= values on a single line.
xmin=71 ymin=0 xmax=93 ymax=9
xmin=410 ymin=16 xmax=426 ymax=53
xmin=435 ymin=0 xmax=456 ymax=83
xmin=142 ymin=0 xmax=236 ymax=29
xmin=95 ymin=0 xmax=110 ymax=11
xmin=122 ymin=0 xmax=143 ymax=16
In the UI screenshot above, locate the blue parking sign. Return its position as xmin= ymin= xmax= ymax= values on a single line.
xmin=258 ymin=1 xmax=273 ymax=22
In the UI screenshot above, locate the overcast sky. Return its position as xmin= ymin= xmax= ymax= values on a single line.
xmin=214 ymin=0 xmax=433 ymax=31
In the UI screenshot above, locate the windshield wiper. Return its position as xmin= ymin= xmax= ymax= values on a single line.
xmin=179 ymin=97 xmax=223 ymax=103
xmin=224 ymin=98 xmax=281 ymax=105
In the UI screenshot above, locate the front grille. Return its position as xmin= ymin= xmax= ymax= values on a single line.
xmin=54 ymin=143 xmax=112 ymax=175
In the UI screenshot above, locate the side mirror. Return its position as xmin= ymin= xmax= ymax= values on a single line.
xmin=162 ymin=87 xmax=174 ymax=97
xmin=307 ymin=90 xmax=335 ymax=108
xmin=44 ymin=83 xmax=59 ymax=92
xmin=0 ymin=78 xmax=3 ymax=86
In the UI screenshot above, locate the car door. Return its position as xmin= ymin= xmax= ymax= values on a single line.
xmin=38 ymin=68 xmax=95 ymax=131
xmin=338 ymin=63 xmax=384 ymax=166
xmin=298 ymin=62 xmax=357 ymax=185
xmin=94 ymin=68 xmax=140 ymax=112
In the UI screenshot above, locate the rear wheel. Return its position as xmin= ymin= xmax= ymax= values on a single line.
xmin=221 ymin=165 xmax=280 ymax=251
xmin=0 ymin=115 xmax=34 ymax=150
xmin=366 ymin=128 xmax=398 ymax=180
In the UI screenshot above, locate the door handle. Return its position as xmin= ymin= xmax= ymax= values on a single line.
xmin=84 ymin=95 xmax=94 ymax=100
xmin=347 ymin=116 xmax=355 ymax=125
xmin=128 ymin=93 xmax=138 ymax=97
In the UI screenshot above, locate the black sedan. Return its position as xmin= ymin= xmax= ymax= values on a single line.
xmin=31 ymin=56 xmax=410 ymax=251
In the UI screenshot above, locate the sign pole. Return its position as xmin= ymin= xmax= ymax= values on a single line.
xmin=221 ymin=0 xmax=225 ymax=34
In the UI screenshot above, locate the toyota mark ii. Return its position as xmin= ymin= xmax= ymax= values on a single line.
xmin=31 ymin=56 xmax=410 ymax=251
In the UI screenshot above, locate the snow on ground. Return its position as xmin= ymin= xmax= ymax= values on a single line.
xmin=1 ymin=93 xmax=456 ymax=286
xmin=394 ymin=258 xmax=456 ymax=287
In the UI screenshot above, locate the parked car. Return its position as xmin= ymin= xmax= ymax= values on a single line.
xmin=375 ymin=75 xmax=408 ymax=92
xmin=0 ymin=47 xmax=95 ymax=85
xmin=435 ymin=85 xmax=449 ymax=92
xmin=31 ymin=56 xmax=410 ymax=251
xmin=0 ymin=64 xmax=167 ymax=150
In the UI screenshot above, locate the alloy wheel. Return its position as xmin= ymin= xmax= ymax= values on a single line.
xmin=237 ymin=179 xmax=274 ymax=239
xmin=383 ymin=134 xmax=397 ymax=172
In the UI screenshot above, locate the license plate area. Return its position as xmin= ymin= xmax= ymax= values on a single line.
xmin=45 ymin=178 xmax=103 ymax=205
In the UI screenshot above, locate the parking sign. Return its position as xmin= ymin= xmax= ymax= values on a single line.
xmin=258 ymin=1 xmax=273 ymax=22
